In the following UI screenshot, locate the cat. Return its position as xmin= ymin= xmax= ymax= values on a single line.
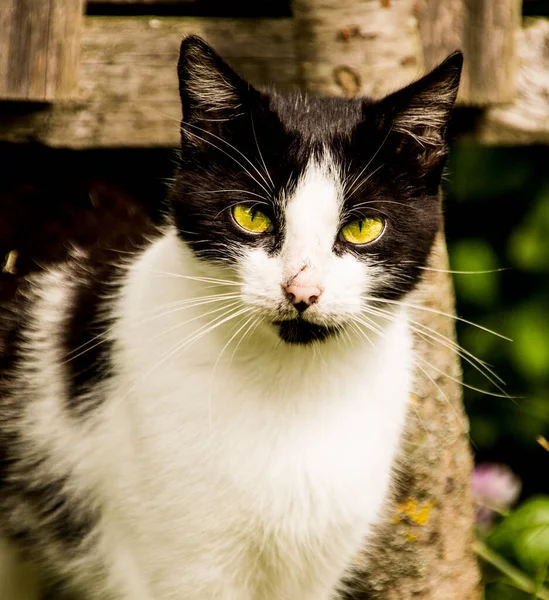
xmin=0 ymin=36 xmax=462 ymax=600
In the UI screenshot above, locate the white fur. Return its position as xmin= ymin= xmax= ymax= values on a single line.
xmin=6 ymin=157 xmax=412 ymax=599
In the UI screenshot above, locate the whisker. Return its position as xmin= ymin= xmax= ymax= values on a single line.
xmin=135 ymin=268 xmax=242 ymax=287
xmin=361 ymin=295 xmax=512 ymax=341
xmin=206 ymin=310 xmax=260 ymax=429
xmin=181 ymin=121 xmax=272 ymax=197
xmin=350 ymin=314 xmax=438 ymax=444
xmin=151 ymin=299 xmax=243 ymax=341
xmin=229 ymin=314 xmax=264 ymax=365
xmin=361 ymin=304 xmax=511 ymax=400
xmin=413 ymin=357 xmax=469 ymax=436
xmin=344 ymin=125 xmax=393 ymax=199
xmin=250 ymin=112 xmax=275 ymax=190
xmin=123 ymin=304 xmax=254 ymax=403
xmin=363 ymin=304 xmax=505 ymax=387
xmin=416 ymin=266 xmax=508 ymax=275
xmin=189 ymin=189 xmax=271 ymax=204
xmin=413 ymin=352 xmax=514 ymax=399
xmin=61 ymin=292 xmax=239 ymax=363
xmin=346 ymin=164 xmax=384 ymax=201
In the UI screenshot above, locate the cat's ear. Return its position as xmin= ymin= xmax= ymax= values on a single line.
xmin=384 ymin=51 xmax=463 ymax=149
xmin=178 ymin=35 xmax=252 ymax=133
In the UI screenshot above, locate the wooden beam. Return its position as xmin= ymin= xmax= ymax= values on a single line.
xmin=418 ymin=0 xmax=521 ymax=105
xmin=462 ymin=0 xmax=521 ymax=104
xmin=0 ymin=16 xmax=299 ymax=148
xmin=470 ymin=18 xmax=549 ymax=145
xmin=2 ymin=15 xmax=549 ymax=147
xmin=0 ymin=0 xmax=85 ymax=101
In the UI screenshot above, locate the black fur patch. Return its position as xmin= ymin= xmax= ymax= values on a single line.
xmin=61 ymin=263 xmax=120 ymax=416
xmin=275 ymin=318 xmax=338 ymax=345
xmin=59 ymin=216 xmax=159 ymax=416
xmin=20 ymin=476 xmax=97 ymax=548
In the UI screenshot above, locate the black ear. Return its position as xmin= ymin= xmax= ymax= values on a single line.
xmin=178 ymin=35 xmax=251 ymax=129
xmin=385 ymin=51 xmax=463 ymax=148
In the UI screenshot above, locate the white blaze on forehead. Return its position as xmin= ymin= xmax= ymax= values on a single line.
xmin=282 ymin=154 xmax=343 ymax=282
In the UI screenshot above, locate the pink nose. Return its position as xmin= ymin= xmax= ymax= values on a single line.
xmin=283 ymin=284 xmax=322 ymax=313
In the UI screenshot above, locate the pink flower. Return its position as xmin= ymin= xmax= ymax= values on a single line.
xmin=471 ymin=463 xmax=521 ymax=530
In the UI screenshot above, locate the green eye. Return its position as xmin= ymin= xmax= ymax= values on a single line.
xmin=232 ymin=204 xmax=272 ymax=234
xmin=340 ymin=216 xmax=384 ymax=245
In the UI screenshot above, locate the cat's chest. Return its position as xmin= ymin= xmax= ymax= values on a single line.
xmin=111 ymin=347 xmax=409 ymax=526
xmin=100 ymin=326 xmax=411 ymax=595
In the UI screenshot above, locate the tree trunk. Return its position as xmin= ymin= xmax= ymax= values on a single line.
xmin=291 ymin=2 xmax=481 ymax=598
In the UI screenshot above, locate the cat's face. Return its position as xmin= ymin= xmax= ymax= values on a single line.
xmin=170 ymin=36 xmax=462 ymax=344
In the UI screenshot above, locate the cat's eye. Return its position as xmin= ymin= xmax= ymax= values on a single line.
xmin=340 ymin=216 xmax=384 ymax=245
xmin=232 ymin=204 xmax=273 ymax=234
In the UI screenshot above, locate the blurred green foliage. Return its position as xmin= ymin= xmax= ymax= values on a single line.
xmin=445 ymin=145 xmax=549 ymax=598
xmin=444 ymin=144 xmax=549 ymax=499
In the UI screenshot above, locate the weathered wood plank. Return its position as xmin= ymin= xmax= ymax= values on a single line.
xmin=462 ymin=0 xmax=521 ymax=104
xmin=2 ymin=14 xmax=549 ymax=147
xmin=418 ymin=0 xmax=521 ymax=105
xmin=291 ymin=0 xmax=423 ymax=99
xmin=473 ymin=18 xmax=549 ymax=145
xmin=418 ymin=0 xmax=464 ymax=78
xmin=0 ymin=17 xmax=299 ymax=148
xmin=0 ymin=0 xmax=85 ymax=101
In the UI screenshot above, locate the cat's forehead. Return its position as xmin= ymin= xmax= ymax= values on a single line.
xmin=266 ymin=92 xmax=365 ymax=138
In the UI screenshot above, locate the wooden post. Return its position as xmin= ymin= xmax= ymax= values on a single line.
xmin=463 ymin=0 xmax=521 ymax=104
xmin=291 ymin=1 xmax=481 ymax=598
xmin=0 ymin=0 xmax=85 ymax=101
xmin=418 ymin=0 xmax=521 ymax=105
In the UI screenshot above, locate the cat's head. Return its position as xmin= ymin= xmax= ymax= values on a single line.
xmin=169 ymin=36 xmax=462 ymax=345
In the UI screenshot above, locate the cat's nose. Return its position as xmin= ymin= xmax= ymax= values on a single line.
xmin=283 ymin=284 xmax=322 ymax=313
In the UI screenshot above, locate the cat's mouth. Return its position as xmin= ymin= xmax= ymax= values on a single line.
xmin=273 ymin=318 xmax=339 ymax=345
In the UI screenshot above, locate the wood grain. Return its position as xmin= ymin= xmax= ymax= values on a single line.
xmin=418 ymin=0 xmax=521 ymax=105
xmin=473 ymin=18 xmax=549 ymax=144
xmin=0 ymin=0 xmax=85 ymax=101
xmin=2 ymin=14 xmax=549 ymax=147
xmin=0 ymin=16 xmax=299 ymax=148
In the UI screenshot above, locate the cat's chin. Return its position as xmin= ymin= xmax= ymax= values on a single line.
xmin=273 ymin=318 xmax=339 ymax=345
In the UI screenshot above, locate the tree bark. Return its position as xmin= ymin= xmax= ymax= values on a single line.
xmin=291 ymin=2 xmax=481 ymax=598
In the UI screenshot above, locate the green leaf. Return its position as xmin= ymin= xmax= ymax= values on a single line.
xmin=488 ymin=497 xmax=549 ymax=578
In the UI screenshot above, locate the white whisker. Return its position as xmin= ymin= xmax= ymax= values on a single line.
xmin=361 ymin=295 xmax=512 ymax=341
xmin=181 ymin=121 xmax=273 ymax=197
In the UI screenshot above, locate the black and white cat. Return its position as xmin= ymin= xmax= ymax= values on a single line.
xmin=0 ymin=37 xmax=462 ymax=600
